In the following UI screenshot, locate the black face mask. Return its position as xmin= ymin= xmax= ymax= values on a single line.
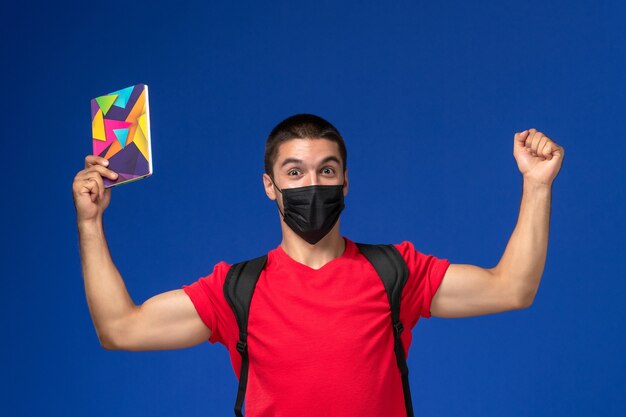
xmin=271 ymin=178 xmax=345 ymax=245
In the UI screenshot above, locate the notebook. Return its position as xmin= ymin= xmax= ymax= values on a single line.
xmin=91 ymin=83 xmax=153 ymax=188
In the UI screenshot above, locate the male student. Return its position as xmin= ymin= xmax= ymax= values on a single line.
xmin=72 ymin=114 xmax=564 ymax=417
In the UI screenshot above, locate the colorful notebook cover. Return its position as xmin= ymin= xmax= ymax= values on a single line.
xmin=91 ymin=83 xmax=152 ymax=188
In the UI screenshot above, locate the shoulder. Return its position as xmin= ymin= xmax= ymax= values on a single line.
xmin=209 ymin=260 xmax=233 ymax=279
xmin=393 ymin=240 xmax=418 ymax=256
xmin=184 ymin=261 xmax=233 ymax=291
xmin=392 ymin=240 xmax=451 ymax=276
xmin=392 ymin=240 xmax=428 ymax=264
xmin=393 ymin=240 xmax=447 ymax=259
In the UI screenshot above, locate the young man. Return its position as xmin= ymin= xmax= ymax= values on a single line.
xmin=72 ymin=114 xmax=564 ymax=417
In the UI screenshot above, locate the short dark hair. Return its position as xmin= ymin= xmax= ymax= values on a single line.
xmin=264 ymin=114 xmax=347 ymax=177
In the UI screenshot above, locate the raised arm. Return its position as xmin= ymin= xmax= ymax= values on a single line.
xmin=73 ymin=155 xmax=210 ymax=350
xmin=431 ymin=129 xmax=565 ymax=318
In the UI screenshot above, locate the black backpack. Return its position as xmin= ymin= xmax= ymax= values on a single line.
xmin=223 ymin=243 xmax=414 ymax=417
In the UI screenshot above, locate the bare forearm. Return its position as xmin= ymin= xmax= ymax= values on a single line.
xmin=493 ymin=179 xmax=552 ymax=306
xmin=78 ymin=219 xmax=137 ymax=345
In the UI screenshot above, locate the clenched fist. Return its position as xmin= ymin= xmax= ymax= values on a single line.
xmin=513 ymin=128 xmax=565 ymax=186
xmin=72 ymin=155 xmax=119 ymax=223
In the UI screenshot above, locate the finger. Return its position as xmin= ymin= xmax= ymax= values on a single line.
xmin=536 ymin=138 xmax=548 ymax=160
xmin=86 ymin=164 xmax=119 ymax=181
xmin=85 ymin=174 xmax=104 ymax=201
xmin=85 ymin=155 xmax=109 ymax=169
xmin=543 ymin=142 xmax=558 ymax=160
xmin=529 ymin=131 xmax=544 ymax=155
xmin=538 ymin=138 xmax=552 ymax=159
xmin=81 ymin=177 xmax=98 ymax=203
xmin=533 ymin=134 xmax=548 ymax=156
xmin=514 ymin=130 xmax=530 ymax=155
xmin=96 ymin=175 xmax=106 ymax=201
xmin=524 ymin=128 xmax=537 ymax=149
xmin=515 ymin=130 xmax=530 ymax=145
xmin=74 ymin=176 xmax=92 ymax=201
xmin=554 ymin=144 xmax=564 ymax=158
xmin=85 ymin=154 xmax=109 ymax=167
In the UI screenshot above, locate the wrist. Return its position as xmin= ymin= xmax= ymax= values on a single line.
xmin=77 ymin=217 xmax=104 ymax=234
xmin=522 ymin=177 xmax=552 ymax=195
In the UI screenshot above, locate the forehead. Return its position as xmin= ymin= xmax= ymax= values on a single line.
xmin=275 ymin=138 xmax=342 ymax=165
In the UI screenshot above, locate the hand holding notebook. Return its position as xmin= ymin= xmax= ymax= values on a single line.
xmin=90 ymin=83 xmax=153 ymax=188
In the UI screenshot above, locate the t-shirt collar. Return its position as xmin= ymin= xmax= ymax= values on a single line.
xmin=272 ymin=236 xmax=356 ymax=272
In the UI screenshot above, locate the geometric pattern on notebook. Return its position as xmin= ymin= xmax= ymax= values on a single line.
xmin=91 ymin=83 xmax=150 ymax=187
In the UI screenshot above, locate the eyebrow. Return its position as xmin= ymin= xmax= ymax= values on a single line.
xmin=280 ymin=156 xmax=342 ymax=169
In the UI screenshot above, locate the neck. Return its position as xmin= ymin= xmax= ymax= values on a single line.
xmin=280 ymin=222 xmax=346 ymax=270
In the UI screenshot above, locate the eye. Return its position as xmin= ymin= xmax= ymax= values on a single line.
xmin=321 ymin=167 xmax=335 ymax=175
xmin=287 ymin=169 xmax=301 ymax=176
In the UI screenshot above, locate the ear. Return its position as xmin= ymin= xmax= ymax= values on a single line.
xmin=263 ymin=173 xmax=277 ymax=201
xmin=342 ymin=169 xmax=349 ymax=197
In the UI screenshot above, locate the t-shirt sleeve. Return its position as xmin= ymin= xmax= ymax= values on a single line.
xmin=394 ymin=241 xmax=451 ymax=326
xmin=181 ymin=261 xmax=233 ymax=345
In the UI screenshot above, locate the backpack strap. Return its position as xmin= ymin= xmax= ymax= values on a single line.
xmin=356 ymin=243 xmax=414 ymax=417
xmin=223 ymin=254 xmax=268 ymax=417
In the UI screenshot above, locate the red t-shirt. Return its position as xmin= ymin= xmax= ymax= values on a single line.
xmin=182 ymin=236 xmax=450 ymax=417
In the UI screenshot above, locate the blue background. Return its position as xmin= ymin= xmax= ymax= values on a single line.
xmin=2 ymin=1 xmax=625 ymax=416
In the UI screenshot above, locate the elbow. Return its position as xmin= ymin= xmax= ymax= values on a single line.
xmin=515 ymin=288 xmax=538 ymax=310
xmin=96 ymin=308 xmax=139 ymax=351
xmin=96 ymin=320 xmax=128 ymax=351
xmin=516 ymin=296 xmax=534 ymax=310
xmin=100 ymin=340 xmax=117 ymax=351
xmin=98 ymin=330 xmax=120 ymax=350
